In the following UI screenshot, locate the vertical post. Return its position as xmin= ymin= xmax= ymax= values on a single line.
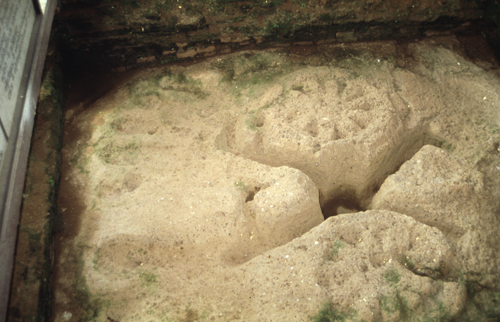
xmin=0 ymin=0 xmax=57 ymax=320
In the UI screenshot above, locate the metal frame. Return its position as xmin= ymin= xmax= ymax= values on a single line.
xmin=0 ymin=0 xmax=57 ymax=320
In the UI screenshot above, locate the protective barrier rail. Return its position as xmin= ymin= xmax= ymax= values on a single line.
xmin=0 ymin=0 xmax=56 ymax=320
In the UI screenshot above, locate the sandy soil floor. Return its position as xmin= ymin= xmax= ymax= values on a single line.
xmin=52 ymin=35 xmax=500 ymax=322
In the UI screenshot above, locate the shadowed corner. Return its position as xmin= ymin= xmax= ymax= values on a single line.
xmin=321 ymin=190 xmax=365 ymax=219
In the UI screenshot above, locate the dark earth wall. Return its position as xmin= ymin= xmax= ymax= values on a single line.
xmin=7 ymin=35 xmax=64 ymax=322
xmin=56 ymin=0 xmax=499 ymax=76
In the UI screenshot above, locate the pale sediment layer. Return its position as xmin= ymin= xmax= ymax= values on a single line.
xmin=53 ymin=36 xmax=500 ymax=321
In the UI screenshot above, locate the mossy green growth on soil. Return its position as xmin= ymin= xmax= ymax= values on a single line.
xmin=125 ymin=68 xmax=208 ymax=107
xmin=384 ymin=268 xmax=401 ymax=287
xmin=460 ymin=281 xmax=500 ymax=321
xmin=211 ymin=51 xmax=297 ymax=101
xmin=309 ymin=303 xmax=356 ymax=322
xmin=73 ymin=244 xmax=111 ymax=322
xmin=324 ymin=240 xmax=345 ymax=261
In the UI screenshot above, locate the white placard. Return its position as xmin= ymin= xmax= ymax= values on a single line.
xmin=0 ymin=0 xmax=37 ymax=137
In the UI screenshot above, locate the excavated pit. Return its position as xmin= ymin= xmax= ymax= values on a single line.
xmin=50 ymin=36 xmax=500 ymax=322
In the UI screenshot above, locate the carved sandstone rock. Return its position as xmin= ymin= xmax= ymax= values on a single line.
xmin=370 ymin=145 xmax=500 ymax=285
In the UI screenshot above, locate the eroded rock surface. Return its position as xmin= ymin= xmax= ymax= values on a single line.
xmin=52 ymin=37 xmax=500 ymax=321
xmin=370 ymin=145 xmax=500 ymax=285
xmin=216 ymin=57 xmax=439 ymax=213
xmin=240 ymin=210 xmax=465 ymax=321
